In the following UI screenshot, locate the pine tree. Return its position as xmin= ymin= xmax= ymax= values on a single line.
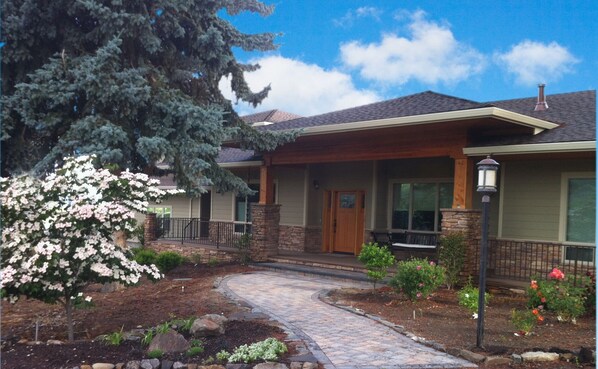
xmin=2 ymin=0 xmax=295 ymax=194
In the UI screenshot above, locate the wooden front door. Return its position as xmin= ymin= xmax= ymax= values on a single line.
xmin=323 ymin=190 xmax=365 ymax=255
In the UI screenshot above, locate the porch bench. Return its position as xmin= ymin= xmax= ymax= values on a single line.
xmin=370 ymin=231 xmax=439 ymax=252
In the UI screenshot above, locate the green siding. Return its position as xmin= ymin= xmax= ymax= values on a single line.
xmin=277 ymin=167 xmax=306 ymax=226
xmin=500 ymin=158 xmax=595 ymax=241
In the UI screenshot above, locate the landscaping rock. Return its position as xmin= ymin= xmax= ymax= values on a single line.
xmin=484 ymin=356 xmax=512 ymax=366
xmin=92 ymin=364 xmax=115 ymax=369
xmin=116 ymin=364 xmax=125 ymax=369
xmin=126 ymin=361 xmax=141 ymax=369
xmin=148 ymin=330 xmax=190 ymax=354
xmin=187 ymin=365 xmax=198 ymax=369
xmin=47 ymin=339 xmax=64 ymax=345
xmin=140 ymin=359 xmax=161 ymax=369
xmin=290 ymin=362 xmax=302 ymax=369
xmin=521 ymin=351 xmax=559 ymax=362
xmin=161 ymin=360 xmax=174 ymax=369
xmin=81 ymin=365 xmax=93 ymax=369
xmin=124 ymin=328 xmax=146 ymax=342
xmin=302 ymin=363 xmax=317 ymax=369
xmin=253 ymin=364 xmax=288 ymax=369
xmin=125 ymin=360 xmax=141 ymax=369
xmin=580 ymin=346 xmax=596 ymax=363
xmin=190 ymin=316 xmax=225 ymax=337
xmin=172 ymin=363 xmax=187 ymax=369
xmin=511 ymin=354 xmax=522 ymax=364
xmin=225 ymin=364 xmax=251 ymax=369
xmin=199 ymin=366 xmax=226 ymax=369
xmin=202 ymin=314 xmax=228 ymax=325
xmin=459 ymin=349 xmax=486 ymax=363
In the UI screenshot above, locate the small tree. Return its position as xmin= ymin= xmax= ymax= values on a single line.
xmin=438 ymin=232 xmax=467 ymax=289
xmin=358 ymin=242 xmax=395 ymax=289
xmin=1 ymin=155 xmax=180 ymax=341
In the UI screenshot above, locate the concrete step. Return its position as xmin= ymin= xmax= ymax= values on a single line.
xmin=253 ymin=262 xmax=373 ymax=284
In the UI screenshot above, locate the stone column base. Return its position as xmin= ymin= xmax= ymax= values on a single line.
xmin=250 ymin=204 xmax=281 ymax=261
xmin=441 ymin=208 xmax=482 ymax=279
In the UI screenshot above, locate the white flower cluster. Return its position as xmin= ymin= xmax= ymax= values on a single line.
xmin=1 ymin=155 xmax=177 ymax=303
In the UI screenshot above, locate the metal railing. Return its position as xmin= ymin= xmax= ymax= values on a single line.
xmin=473 ymin=239 xmax=595 ymax=284
xmin=155 ymin=218 xmax=250 ymax=249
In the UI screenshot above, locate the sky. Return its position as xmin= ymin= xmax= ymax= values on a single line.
xmin=219 ymin=1 xmax=598 ymax=117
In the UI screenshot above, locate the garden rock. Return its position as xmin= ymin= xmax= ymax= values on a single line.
xmin=459 ymin=349 xmax=486 ymax=363
xmin=161 ymin=360 xmax=174 ymax=369
xmin=116 ymin=364 xmax=125 ymax=369
xmin=190 ymin=315 xmax=225 ymax=337
xmin=580 ymin=346 xmax=596 ymax=363
xmin=302 ymin=363 xmax=317 ymax=369
xmin=511 ymin=354 xmax=522 ymax=364
xmin=199 ymin=366 xmax=226 ymax=369
xmin=92 ymin=364 xmax=115 ymax=369
xmin=484 ymin=356 xmax=512 ymax=366
xmin=172 ymin=362 xmax=187 ymax=369
xmin=47 ymin=339 xmax=64 ymax=345
xmin=253 ymin=364 xmax=288 ymax=369
xmin=148 ymin=330 xmax=190 ymax=353
xmin=521 ymin=351 xmax=559 ymax=362
xmin=225 ymin=364 xmax=251 ymax=369
xmin=290 ymin=362 xmax=302 ymax=369
xmin=125 ymin=361 xmax=141 ymax=369
xmin=140 ymin=358 xmax=161 ymax=369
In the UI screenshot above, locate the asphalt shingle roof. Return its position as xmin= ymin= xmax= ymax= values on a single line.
xmin=241 ymin=109 xmax=303 ymax=124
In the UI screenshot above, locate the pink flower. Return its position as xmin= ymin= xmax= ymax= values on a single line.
xmin=416 ymin=265 xmax=422 ymax=271
xmin=541 ymin=297 xmax=546 ymax=303
xmin=416 ymin=292 xmax=422 ymax=298
xmin=418 ymin=283 xmax=424 ymax=287
xmin=429 ymin=261 xmax=436 ymax=266
xmin=548 ymin=268 xmax=565 ymax=280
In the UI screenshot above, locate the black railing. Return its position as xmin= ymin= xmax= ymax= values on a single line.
xmin=473 ymin=239 xmax=595 ymax=284
xmin=156 ymin=218 xmax=250 ymax=249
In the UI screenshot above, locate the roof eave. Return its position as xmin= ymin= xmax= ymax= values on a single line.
xmin=219 ymin=160 xmax=263 ymax=168
xmin=463 ymin=141 xmax=596 ymax=156
xmin=298 ymin=107 xmax=559 ymax=136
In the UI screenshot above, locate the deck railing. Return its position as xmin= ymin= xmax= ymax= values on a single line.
xmin=156 ymin=218 xmax=250 ymax=249
xmin=472 ymin=239 xmax=595 ymax=285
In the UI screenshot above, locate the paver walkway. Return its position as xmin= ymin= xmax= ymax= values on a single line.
xmin=223 ymin=271 xmax=475 ymax=369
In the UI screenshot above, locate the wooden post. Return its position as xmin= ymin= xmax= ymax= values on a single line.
xmin=259 ymin=164 xmax=275 ymax=205
xmin=452 ymin=156 xmax=474 ymax=209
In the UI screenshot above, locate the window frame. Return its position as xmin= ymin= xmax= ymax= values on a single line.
xmin=387 ymin=178 xmax=453 ymax=233
xmin=558 ymin=172 xmax=596 ymax=264
xmin=147 ymin=206 xmax=172 ymax=219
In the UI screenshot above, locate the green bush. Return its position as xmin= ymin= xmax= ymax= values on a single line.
xmin=148 ymin=349 xmax=164 ymax=359
xmin=103 ymin=327 xmax=124 ymax=346
xmin=187 ymin=346 xmax=205 ymax=356
xmin=511 ymin=309 xmax=538 ymax=335
xmin=357 ymin=242 xmax=395 ymax=289
xmin=155 ymin=251 xmax=184 ymax=272
xmin=236 ymin=233 xmax=252 ymax=265
xmin=133 ymin=248 xmax=158 ymax=266
xmin=457 ymin=278 xmax=490 ymax=318
xmin=216 ymin=350 xmax=231 ymax=362
xmin=528 ymin=268 xmax=587 ymax=323
xmin=438 ymin=232 xmax=466 ymax=289
xmin=390 ymin=258 xmax=445 ymax=301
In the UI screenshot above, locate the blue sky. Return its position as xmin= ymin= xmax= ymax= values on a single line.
xmin=220 ymin=1 xmax=597 ymax=116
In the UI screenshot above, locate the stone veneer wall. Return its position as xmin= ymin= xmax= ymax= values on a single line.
xmin=440 ymin=208 xmax=481 ymax=279
xmin=250 ymin=204 xmax=281 ymax=261
xmin=144 ymin=213 xmax=157 ymax=243
xmin=146 ymin=241 xmax=240 ymax=264
xmin=278 ymin=225 xmax=307 ymax=252
xmin=304 ymin=226 xmax=323 ymax=253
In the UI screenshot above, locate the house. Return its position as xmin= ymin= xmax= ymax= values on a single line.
xmin=146 ymin=87 xmax=596 ymax=281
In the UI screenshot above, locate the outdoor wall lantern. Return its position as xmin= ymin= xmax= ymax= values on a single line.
xmin=313 ymin=180 xmax=320 ymax=190
xmin=476 ymin=155 xmax=500 ymax=348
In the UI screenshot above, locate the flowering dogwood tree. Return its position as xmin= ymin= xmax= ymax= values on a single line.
xmin=1 ymin=155 xmax=181 ymax=341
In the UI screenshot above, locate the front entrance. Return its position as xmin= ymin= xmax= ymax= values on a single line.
xmin=323 ymin=190 xmax=365 ymax=255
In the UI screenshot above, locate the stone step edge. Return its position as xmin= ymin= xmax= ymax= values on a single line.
xmin=267 ymin=257 xmax=368 ymax=273
xmin=252 ymin=262 xmax=375 ymax=284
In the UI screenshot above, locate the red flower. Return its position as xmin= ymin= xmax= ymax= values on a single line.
xmin=541 ymin=297 xmax=546 ymax=303
xmin=548 ymin=268 xmax=565 ymax=280
xmin=532 ymin=309 xmax=539 ymax=315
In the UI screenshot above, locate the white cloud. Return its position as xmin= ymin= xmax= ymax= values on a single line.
xmin=219 ymin=55 xmax=380 ymax=116
xmin=333 ymin=7 xmax=382 ymax=28
xmin=494 ymin=40 xmax=579 ymax=86
xmin=340 ymin=10 xmax=486 ymax=86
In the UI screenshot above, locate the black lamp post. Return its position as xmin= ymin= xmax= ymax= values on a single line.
xmin=476 ymin=155 xmax=500 ymax=348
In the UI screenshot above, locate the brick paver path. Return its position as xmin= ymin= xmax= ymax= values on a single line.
xmin=223 ymin=271 xmax=476 ymax=369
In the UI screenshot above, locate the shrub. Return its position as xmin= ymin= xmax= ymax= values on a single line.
xmin=528 ymin=268 xmax=586 ymax=323
xmin=457 ymin=278 xmax=491 ymax=318
xmin=103 ymin=327 xmax=124 ymax=346
xmin=228 ymin=338 xmax=288 ymax=363
xmin=438 ymin=232 xmax=466 ymax=290
xmin=583 ymin=270 xmax=596 ymax=314
xmin=156 ymin=322 xmax=170 ymax=334
xmin=511 ymin=309 xmax=538 ymax=335
xmin=187 ymin=346 xmax=205 ymax=356
xmin=141 ymin=330 xmax=154 ymax=346
xmin=148 ymin=349 xmax=164 ymax=359
xmin=208 ymin=258 xmax=219 ymax=267
xmin=134 ymin=248 xmax=158 ymax=266
xmin=390 ymin=258 xmax=445 ymax=300
xmin=155 ymin=251 xmax=184 ymax=272
xmin=236 ymin=233 xmax=252 ymax=265
xmin=357 ymin=242 xmax=395 ymax=289
xmin=216 ymin=350 xmax=231 ymax=362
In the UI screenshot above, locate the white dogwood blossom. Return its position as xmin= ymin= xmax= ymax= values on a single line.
xmin=1 ymin=155 xmax=182 ymax=338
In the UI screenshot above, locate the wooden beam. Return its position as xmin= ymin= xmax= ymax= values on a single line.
xmin=259 ymin=165 xmax=275 ymax=204
xmin=452 ymin=156 xmax=474 ymax=209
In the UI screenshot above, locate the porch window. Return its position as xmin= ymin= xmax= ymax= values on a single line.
xmin=234 ymin=184 xmax=260 ymax=233
xmin=390 ymin=181 xmax=453 ymax=232
xmin=562 ymin=174 xmax=595 ymax=263
xmin=148 ymin=206 xmax=171 ymax=218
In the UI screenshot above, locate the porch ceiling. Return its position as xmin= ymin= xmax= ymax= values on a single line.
xmin=265 ymin=117 xmax=535 ymax=165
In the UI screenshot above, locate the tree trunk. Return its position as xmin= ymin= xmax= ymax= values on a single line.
xmin=65 ymin=299 xmax=74 ymax=341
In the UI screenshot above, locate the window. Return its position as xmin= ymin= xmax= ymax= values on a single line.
xmin=234 ymin=184 xmax=260 ymax=233
xmin=561 ymin=174 xmax=595 ymax=263
xmin=148 ymin=206 xmax=171 ymax=218
xmin=390 ymin=181 xmax=453 ymax=232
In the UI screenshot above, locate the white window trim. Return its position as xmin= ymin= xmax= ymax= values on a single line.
xmin=558 ymin=172 xmax=596 ymax=246
xmin=230 ymin=180 xmax=279 ymax=233
xmin=148 ymin=205 xmax=172 ymax=218
xmin=387 ymin=178 xmax=453 ymax=233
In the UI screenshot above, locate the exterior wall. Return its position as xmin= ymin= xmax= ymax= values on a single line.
xmin=276 ymin=167 xmax=306 ymax=226
xmin=250 ymin=204 xmax=281 ymax=261
xmin=211 ymin=192 xmax=234 ymax=221
xmin=304 ymin=226 xmax=323 ymax=253
xmin=278 ymin=225 xmax=307 ymax=251
xmin=440 ymin=208 xmax=481 ymax=279
xmin=499 ymin=158 xmax=594 ymax=241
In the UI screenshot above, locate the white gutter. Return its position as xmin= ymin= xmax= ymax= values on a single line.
xmin=299 ymin=107 xmax=559 ymax=136
xmin=463 ymin=141 xmax=596 ymax=156
xmin=219 ymin=160 xmax=262 ymax=168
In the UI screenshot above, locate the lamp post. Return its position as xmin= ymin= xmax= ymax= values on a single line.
xmin=476 ymin=155 xmax=500 ymax=348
